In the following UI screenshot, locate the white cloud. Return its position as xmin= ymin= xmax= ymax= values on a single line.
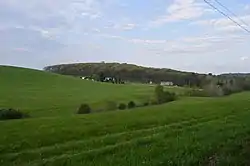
xmin=107 ymin=22 xmax=137 ymax=31
xmin=128 ymin=33 xmax=248 ymax=55
xmin=1 ymin=0 xmax=102 ymax=24
xmin=150 ymin=0 xmax=207 ymax=27
xmin=244 ymin=5 xmax=250 ymax=11
xmin=100 ymin=34 xmax=125 ymax=40
xmin=92 ymin=28 xmax=101 ymax=33
xmin=194 ymin=15 xmax=250 ymax=33
xmin=240 ymin=56 xmax=249 ymax=61
xmin=12 ymin=47 xmax=31 ymax=52
xmin=121 ymin=23 xmax=137 ymax=30
xmin=129 ymin=38 xmax=168 ymax=44
xmin=100 ymin=33 xmax=168 ymax=44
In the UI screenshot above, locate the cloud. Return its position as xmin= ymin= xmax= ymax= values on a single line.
xmin=129 ymin=38 xmax=167 ymax=44
xmin=100 ymin=33 xmax=168 ymax=44
xmin=120 ymin=23 xmax=137 ymax=30
xmin=92 ymin=28 xmax=101 ymax=33
xmin=240 ymin=56 xmax=249 ymax=61
xmin=244 ymin=5 xmax=250 ymax=11
xmin=0 ymin=0 xmax=102 ymax=19
xmin=193 ymin=15 xmax=250 ymax=33
xmin=127 ymin=33 xmax=248 ymax=55
xmin=0 ymin=27 xmax=64 ymax=53
xmin=150 ymin=0 xmax=207 ymax=27
xmin=0 ymin=0 xmax=249 ymax=74
xmin=12 ymin=47 xmax=31 ymax=52
xmin=105 ymin=22 xmax=137 ymax=31
xmin=0 ymin=0 xmax=102 ymax=35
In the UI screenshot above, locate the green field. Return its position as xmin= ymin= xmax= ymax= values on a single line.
xmin=0 ymin=66 xmax=186 ymax=117
xmin=1 ymin=66 xmax=250 ymax=165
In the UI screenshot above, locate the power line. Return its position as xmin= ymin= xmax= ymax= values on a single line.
xmin=213 ymin=0 xmax=250 ymax=27
xmin=204 ymin=0 xmax=250 ymax=34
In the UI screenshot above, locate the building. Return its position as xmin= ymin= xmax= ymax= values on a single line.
xmin=160 ymin=81 xmax=174 ymax=86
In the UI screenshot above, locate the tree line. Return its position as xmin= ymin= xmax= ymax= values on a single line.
xmin=44 ymin=62 xmax=250 ymax=94
xmin=44 ymin=63 xmax=206 ymax=87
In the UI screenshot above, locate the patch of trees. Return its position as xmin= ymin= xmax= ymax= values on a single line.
xmin=154 ymin=85 xmax=177 ymax=104
xmin=45 ymin=62 xmax=250 ymax=93
xmin=77 ymin=85 xmax=177 ymax=115
xmin=0 ymin=108 xmax=29 ymax=120
xmin=186 ymin=76 xmax=250 ymax=97
xmin=44 ymin=63 xmax=205 ymax=87
xmin=84 ymin=72 xmax=125 ymax=84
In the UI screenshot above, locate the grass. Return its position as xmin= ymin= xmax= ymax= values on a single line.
xmin=1 ymin=93 xmax=250 ymax=165
xmin=0 ymin=66 xmax=186 ymax=117
xmin=1 ymin=66 xmax=250 ymax=165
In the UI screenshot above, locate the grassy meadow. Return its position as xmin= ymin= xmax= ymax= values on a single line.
xmin=1 ymin=66 xmax=250 ymax=165
xmin=0 ymin=66 xmax=186 ymax=117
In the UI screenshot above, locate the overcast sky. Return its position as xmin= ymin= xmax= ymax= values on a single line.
xmin=0 ymin=0 xmax=250 ymax=74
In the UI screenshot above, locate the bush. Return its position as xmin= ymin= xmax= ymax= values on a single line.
xmin=203 ymin=84 xmax=224 ymax=97
xmin=118 ymin=103 xmax=127 ymax=110
xmin=222 ymin=87 xmax=233 ymax=96
xmin=150 ymin=99 xmax=158 ymax=105
xmin=0 ymin=109 xmax=28 ymax=120
xmin=154 ymin=85 xmax=177 ymax=104
xmin=104 ymin=101 xmax=117 ymax=111
xmin=143 ymin=102 xmax=149 ymax=106
xmin=77 ymin=104 xmax=91 ymax=114
xmin=127 ymin=101 xmax=136 ymax=109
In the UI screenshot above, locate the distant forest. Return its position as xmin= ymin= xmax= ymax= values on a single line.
xmin=44 ymin=62 xmax=250 ymax=89
xmin=44 ymin=63 xmax=208 ymax=87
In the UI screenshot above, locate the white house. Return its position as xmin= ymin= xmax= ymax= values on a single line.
xmin=160 ymin=81 xmax=174 ymax=86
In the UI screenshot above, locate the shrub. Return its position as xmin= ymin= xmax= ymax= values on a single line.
xmin=222 ymin=87 xmax=233 ymax=96
xmin=143 ymin=102 xmax=149 ymax=106
xmin=127 ymin=101 xmax=136 ymax=109
xmin=150 ymin=99 xmax=158 ymax=105
xmin=164 ymin=91 xmax=177 ymax=102
xmin=154 ymin=85 xmax=177 ymax=104
xmin=0 ymin=108 xmax=28 ymax=120
xmin=118 ymin=103 xmax=127 ymax=110
xmin=203 ymin=84 xmax=224 ymax=97
xmin=104 ymin=101 xmax=117 ymax=111
xmin=77 ymin=104 xmax=91 ymax=114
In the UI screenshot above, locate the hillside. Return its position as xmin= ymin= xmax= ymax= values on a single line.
xmin=1 ymin=93 xmax=250 ymax=165
xmin=0 ymin=66 xmax=187 ymax=117
xmin=44 ymin=63 xmax=206 ymax=87
xmin=2 ymin=66 xmax=250 ymax=165
xmin=220 ymin=73 xmax=250 ymax=78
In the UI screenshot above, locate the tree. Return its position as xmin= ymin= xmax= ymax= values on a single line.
xmin=77 ymin=104 xmax=91 ymax=114
xmin=127 ymin=101 xmax=136 ymax=109
xmin=0 ymin=108 xmax=29 ymax=120
xmin=155 ymin=85 xmax=165 ymax=104
xmin=118 ymin=103 xmax=126 ymax=110
xmin=91 ymin=74 xmax=100 ymax=81
xmin=154 ymin=85 xmax=176 ymax=104
xmin=98 ymin=72 xmax=105 ymax=82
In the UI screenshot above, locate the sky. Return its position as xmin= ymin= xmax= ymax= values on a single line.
xmin=0 ymin=0 xmax=250 ymax=74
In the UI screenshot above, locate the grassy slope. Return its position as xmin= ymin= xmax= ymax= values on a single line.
xmin=2 ymin=66 xmax=250 ymax=165
xmin=0 ymin=66 xmax=184 ymax=117
xmin=1 ymin=93 xmax=250 ymax=165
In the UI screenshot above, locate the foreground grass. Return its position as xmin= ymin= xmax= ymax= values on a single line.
xmin=1 ymin=93 xmax=250 ymax=165
xmin=0 ymin=66 xmax=186 ymax=117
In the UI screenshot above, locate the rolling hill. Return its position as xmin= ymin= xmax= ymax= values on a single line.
xmin=0 ymin=66 xmax=186 ymax=117
xmin=1 ymin=92 xmax=250 ymax=165
xmin=44 ymin=62 xmax=206 ymax=87
xmin=1 ymin=65 xmax=250 ymax=165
